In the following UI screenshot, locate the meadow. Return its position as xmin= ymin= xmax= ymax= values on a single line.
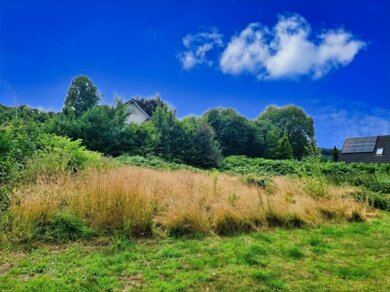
xmin=1 ymin=153 xmax=390 ymax=291
xmin=5 ymin=165 xmax=369 ymax=242
xmin=1 ymin=208 xmax=389 ymax=291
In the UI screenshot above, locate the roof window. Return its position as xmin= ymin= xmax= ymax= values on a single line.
xmin=376 ymin=148 xmax=384 ymax=155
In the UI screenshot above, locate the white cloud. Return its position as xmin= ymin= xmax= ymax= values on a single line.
xmin=221 ymin=14 xmax=365 ymax=79
xmin=179 ymin=14 xmax=366 ymax=79
xmin=220 ymin=15 xmax=365 ymax=79
xmin=177 ymin=29 xmax=223 ymax=70
xmin=313 ymin=31 xmax=365 ymax=78
xmin=263 ymin=15 xmax=317 ymax=79
xmin=220 ymin=23 xmax=270 ymax=75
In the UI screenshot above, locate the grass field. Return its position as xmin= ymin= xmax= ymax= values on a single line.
xmin=1 ymin=212 xmax=389 ymax=291
xmin=1 ymin=157 xmax=389 ymax=291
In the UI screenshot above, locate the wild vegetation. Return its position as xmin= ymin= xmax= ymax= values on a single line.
xmin=1 ymin=75 xmax=389 ymax=290
xmin=1 ymin=213 xmax=389 ymax=291
xmin=115 ymin=155 xmax=390 ymax=211
xmin=5 ymin=166 xmax=369 ymax=243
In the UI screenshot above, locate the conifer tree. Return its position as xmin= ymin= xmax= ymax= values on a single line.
xmin=194 ymin=121 xmax=222 ymax=168
xmin=333 ymin=146 xmax=339 ymax=162
xmin=265 ymin=127 xmax=282 ymax=159
xmin=278 ymin=131 xmax=294 ymax=159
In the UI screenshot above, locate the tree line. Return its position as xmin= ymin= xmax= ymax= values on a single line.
xmin=1 ymin=75 xmax=317 ymax=168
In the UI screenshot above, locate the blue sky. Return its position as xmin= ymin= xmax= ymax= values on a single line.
xmin=1 ymin=0 xmax=389 ymax=148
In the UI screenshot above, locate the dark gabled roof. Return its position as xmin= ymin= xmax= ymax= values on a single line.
xmin=340 ymin=135 xmax=390 ymax=163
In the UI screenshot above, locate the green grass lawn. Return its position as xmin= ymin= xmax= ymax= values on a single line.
xmin=1 ymin=212 xmax=390 ymax=291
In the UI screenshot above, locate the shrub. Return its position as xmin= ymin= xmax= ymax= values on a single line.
xmin=219 ymin=156 xmax=301 ymax=176
xmin=116 ymin=155 xmax=197 ymax=171
xmin=0 ymin=129 xmax=19 ymax=184
xmin=44 ymin=213 xmax=95 ymax=242
xmin=220 ymin=156 xmax=390 ymax=207
xmin=351 ymin=190 xmax=390 ymax=211
xmin=327 ymin=172 xmax=390 ymax=192
xmin=302 ymin=176 xmax=330 ymax=199
xmin=1 ymin=124 xmax=102 ymax=211
xmin=0 ymin=123 xmax=41 ymax=210
xmin=23 ymin=134 xmax=101 ymax=182
xmin=220 ymin=156 xmax=389 ymax=179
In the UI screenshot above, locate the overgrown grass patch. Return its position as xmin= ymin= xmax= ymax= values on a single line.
xmin=284 ymin=246 xmax=305 ymax=259
xmin=251 ymin=269 xmax=286 ymax=290
xmin=335 ymin=266 xmax=371 ymax=280
xmin=242 ymin=244 xmax=269 ymax=265
xmin=6 ymin=166 xmax=370 ymax=243
xmin=1 ymin=212 xmax=389 ymax=291
xmin=44 ymin=213 xmax=96 ymax=242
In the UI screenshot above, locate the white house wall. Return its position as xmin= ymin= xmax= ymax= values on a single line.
xmin=126 ymin=103 xmax=149 ymax=124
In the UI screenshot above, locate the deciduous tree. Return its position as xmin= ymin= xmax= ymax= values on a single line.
xmin=257 ymin=105 xmax=315 ymax=159
xmin=63 ymin=76 xmax=100 ymax=117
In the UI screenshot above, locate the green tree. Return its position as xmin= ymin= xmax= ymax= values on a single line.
xmin=63 ymin=76 xmax=100 ymax=117
xmin=118 ymin=122 xmax=159 ymax=156
xmin=0 ymin=104 xmax=56 ymax=124
xmin=248 ymin=120 xmax=269 ymax=157
xmin=193 ymin=121 xmax=222 ymax=168
xmin=174 ymin=117 xmax=198 ymax=164
xmin=152 ymin=105 xmax=177 ymax=160
xmin=265 ymin=126 xmax=282 ymax=159
xmin=257 ymin=105 xmax=315 ymax=159
xmin=204 ymin=108 xmax=262 ymax=156
xmin=333 ymin=146 xmax=339 ymax=162
xmin=278 ymin=131 xmax=294 ymax=159
xmin=54 ymin=99 xmax=130 ymax=155
xmin=305 ymin=138 xmax=322 ymax=160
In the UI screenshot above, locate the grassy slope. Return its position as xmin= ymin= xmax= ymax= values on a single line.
xmin=1 ymin=212 xmax=389 ymax=291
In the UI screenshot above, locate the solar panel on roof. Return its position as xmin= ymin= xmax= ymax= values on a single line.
xmin=342 ymin=136 xmax=377 ymax=153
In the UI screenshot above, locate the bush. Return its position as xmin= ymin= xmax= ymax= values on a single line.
xmin=0 ymin=123 xmax=42 ymax=210
xmin=39 ymin=134 xmax=101 ymax=171
xmin=302 ymin=176 xmax=330 ymax=199
xmin=220 ymin=156 xmax=389 ymax=178
xmin=23 ymin=134 xmax=101 ymax=181
xmin=351 ymin=190 xmax=390 ymax=211
xmin=44 ymin=213 xmax=95 ymax=242
xmin=116 ymin=155 xmax=197 ymax=171
xmin=1 ymin=124 xmax=40 ymax=184
xmin=219 ymin=156 xmax=301 ymax=176
xmin=1 ymin=124 xmax=102 ymax=211
xmin=0 ymin=129 xmax=19 ymax=184
xmin=327 ymin=173 xmax=390 ymax=194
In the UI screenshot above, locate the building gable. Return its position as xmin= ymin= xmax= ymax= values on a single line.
xmin=125 ymin=100 xmax=150 ymax=124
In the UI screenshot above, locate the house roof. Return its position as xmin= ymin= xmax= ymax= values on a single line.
xmin=340 ymin=135 xmax=390 ymax=163
xmin=341 ymin=136 xmax=378 ymax=154
xmin=125 ymin=98 xmax=151 ymax=119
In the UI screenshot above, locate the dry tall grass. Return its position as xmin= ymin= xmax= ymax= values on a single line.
xmin=9 ymin=166 xmax=370 ymax=240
